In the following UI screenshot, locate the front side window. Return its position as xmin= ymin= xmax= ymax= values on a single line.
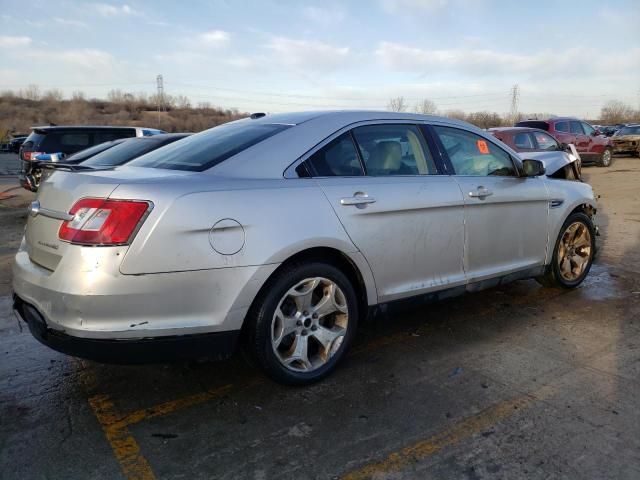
xmin=129 ymin=121 xmax=291 ymax=171
xmin=351 ymin=124 xmax=436 ymax=176
xmin=533 ymin=131 xmax=559 ymax=151
xmin=555 ymin=121 xmax=569 ymax=133
xmin=305 ymin=133 xmax=363 ymax=176
xmin=513 ymin=132 xmax=535 ymax=150
xmin=569 ymin=121 xmax=584 ymax=135
xmin=433 ymin=126 xmax=517 ymax=177
xmin=581 ymin=122 xmax=595 ymax=136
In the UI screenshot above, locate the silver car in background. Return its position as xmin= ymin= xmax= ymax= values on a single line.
xmin=13 ymin=111 xmax=598 ymax=384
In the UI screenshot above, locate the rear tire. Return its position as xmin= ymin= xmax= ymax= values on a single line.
xmin=598 ymin=148 xmax=612 ymax=167
xmin=244 ymin=261 xmax=358 ymax=385
xmin=536 ymin=212 xmax=595 ymax=289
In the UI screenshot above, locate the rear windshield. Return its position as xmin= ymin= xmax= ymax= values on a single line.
xmin=128 ymin=122 xmax=291 ymax=171
xmin=65 ymin=140 xmax=123 ymax=163
xmin=82 ymin=139 xmax=163 ymax=167
xmin=515 ymin=121 xmax=549 ymax=131
xmin=24 ymin=129 xmax=136 ymax=153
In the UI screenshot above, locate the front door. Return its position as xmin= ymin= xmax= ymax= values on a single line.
xmin=430 ymin=125 xmax=549 ymax=282
xmin=303 ymin=124 xmax=466 ymax=303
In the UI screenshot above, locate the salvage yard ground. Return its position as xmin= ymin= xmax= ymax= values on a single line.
xmin=1 ymin=156 xmax=639 ymax=479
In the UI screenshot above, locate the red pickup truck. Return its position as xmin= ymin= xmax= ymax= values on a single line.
xmin=516 ymin=117 xmax=613 ymax=167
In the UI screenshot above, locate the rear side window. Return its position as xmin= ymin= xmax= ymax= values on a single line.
xmin=352 ymin=124 xmax=436 ymax=176
xmin=570 ymin=121 xmax=584 ymax=135
xmin=433 ymin=126 xmax=517 ymax=177
xmin=555 ymin=121 xmax=569 ymax=133
xmin=306 ymin=133 xmax=363 ymax=176
xmin=129 ymin=122 xmax=290 ymax=171
xmin=513 ymin=132 xmax=535 ymax=149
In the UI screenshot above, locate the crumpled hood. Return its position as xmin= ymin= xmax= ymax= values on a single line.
xmin=520 ymin=150 xmax=578 ymax=176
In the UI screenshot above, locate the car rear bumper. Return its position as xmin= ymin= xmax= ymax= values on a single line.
xmin=12 ymin=240 xmax=278 ymax=342
xmin=13 ymin=295 xmax=240 ymax=363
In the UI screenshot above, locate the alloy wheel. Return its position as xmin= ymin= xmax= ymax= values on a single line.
xmin=558 ymin=222 xmax=592 ymax=281
xmin=271 ymin=277 xmax=349 ymax=372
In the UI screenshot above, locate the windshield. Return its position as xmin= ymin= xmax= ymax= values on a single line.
xmin=616 ymin=126 xmax=640 ymax=136
xmin=128 ymin=121 xmax=291 ymax=171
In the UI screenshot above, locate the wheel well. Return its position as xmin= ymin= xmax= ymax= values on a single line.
xmin=570 ymin=203 xmax=596 ymax=219
xmin=263 ymin=247 xmax=369 ymax=321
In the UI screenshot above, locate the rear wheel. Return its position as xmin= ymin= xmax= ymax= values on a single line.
xmin=244 ymin=261 xmax=358 ymax=385
xmin=537 ymin=212 xmax=595 ymax=289
xmin=598 ymin=148 xmax=612 ymax=167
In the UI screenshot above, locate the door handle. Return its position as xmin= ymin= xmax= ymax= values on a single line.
xmin=468 ymin=187 xmax=493 ymax=198
xmin=340 ymin=193 xmax=376 ymax=207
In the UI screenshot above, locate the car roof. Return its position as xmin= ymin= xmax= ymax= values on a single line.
xmin=30 ymin=125 xmax=155 ymax=132
xmin=488 ymin=127 xmax=543 ymax=133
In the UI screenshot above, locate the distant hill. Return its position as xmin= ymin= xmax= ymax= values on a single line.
xmin=0 ymin=90 xmax=246 ymax=141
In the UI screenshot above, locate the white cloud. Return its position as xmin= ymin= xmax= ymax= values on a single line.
xmin=380 ymin=0 xmax=449 ymax=13
xmin=302 ymin=6 xmax=345 ymax=27
xmin=91 ymin=3 xmax=138 ymax=17
xmin=0 ymin=35 xmax=31 ymax=48
xmin=22 ymin=48 xmax=119 ymax=72
xmin=375 ymin=41 xmax=640 ymax=79
xmin=53 ymin=17 xmax=88 ymax=28
xmin=267 ymin=37 xmax=350 ymax=72
xmin=198 ymin=30 xmax=231 ymax=48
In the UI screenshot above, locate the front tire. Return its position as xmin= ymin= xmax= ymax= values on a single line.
xmin=244 ymin=261 xmax=358 ymax=385
xmin=598 ymin=148 xmax=612 ymax=167
xmin=537 ymin=212 xmax=595 ymax=289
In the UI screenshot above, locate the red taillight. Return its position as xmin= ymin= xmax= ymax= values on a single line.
xmin=59 ymin=198 xmax=151 ymax=245
xmin=23 ymin=151 xmax=42 ymax=161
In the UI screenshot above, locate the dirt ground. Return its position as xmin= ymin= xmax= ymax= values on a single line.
xmin=1 ymin=157 xmax=639 ymax=480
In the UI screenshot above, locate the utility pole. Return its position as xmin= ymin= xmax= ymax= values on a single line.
xmin=509 ymin=84 xmax=520 ymax=124
xmin=156 ymin=74 xmax=165 ymax=127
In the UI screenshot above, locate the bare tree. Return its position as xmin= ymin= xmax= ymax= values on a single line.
xmin=22 ymin=84 xmax=40 ymax=101
xmin=466 ymin=111 xmax=503 ymax=129
xmin=387 ymin=96 xmax=407 ymax=112
xmin=443 ymin=109 xmax=466 ymax=121
xmin=43 ymin=89 xmax=64 ymax=102
xmin=414 ymin=99 xmax=437 ymax=115
xmin=600 ymin=100 xmax=636 ymax=124
xmin=71 ymin=90 xmax=86 ymax=101
xmin=175 ymin=95 xmax=191 ymax=109
xmin=107 ymin=89 xmax=125 ymax=103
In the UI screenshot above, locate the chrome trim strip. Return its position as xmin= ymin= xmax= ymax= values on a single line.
xmin=29 ymin=201 xmax=74 ymax=221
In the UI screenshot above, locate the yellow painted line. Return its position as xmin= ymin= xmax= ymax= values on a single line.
xmin=88 ymin=394 xmax=157 ymax=480
xmin=342 ymin=385 xmax=556 ymax=480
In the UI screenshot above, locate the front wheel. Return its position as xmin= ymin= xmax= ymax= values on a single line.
xmin=537 ymin=212 xmax=595 ymax=289
xmin=598 ymin=148 xmax=612 ymax=167
xmin=244 ymin=261 xmax=358 ymax=385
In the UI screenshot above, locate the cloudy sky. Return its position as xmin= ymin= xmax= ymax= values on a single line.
xmin=0 ymin=0 xmax=638 ymax=116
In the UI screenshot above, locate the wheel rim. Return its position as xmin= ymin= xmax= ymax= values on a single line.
xmin=271 ymin=277 xmax=349 ymax=373
xmin=558 ymin=222 xmax=592 ymax=281
xmin=603 ymin=150 xmax=611 ymax=165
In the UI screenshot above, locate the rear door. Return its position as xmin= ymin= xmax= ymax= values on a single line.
xmin=552 ymin=120 xmax=575 ymax=146
xmin=570 ymin=121 xmax=590 ymax=158
xmin=430 ymin=125 xmax=549 ymax=283
xmin=305 ymin=123 xmax=466 ymax=302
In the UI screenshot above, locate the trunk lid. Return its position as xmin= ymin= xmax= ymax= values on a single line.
xmin=25 ymin=167 xmax=190 ymax=271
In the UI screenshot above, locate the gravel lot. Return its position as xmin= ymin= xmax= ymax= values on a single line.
xmin=1 ymin=157 xmax=639 ymax=479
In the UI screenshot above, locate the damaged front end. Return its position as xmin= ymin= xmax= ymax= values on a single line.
xmin=612 ymin=135 xmax=640 ymax=156
xmin=524 ymin=150 xmax=582 ymax=181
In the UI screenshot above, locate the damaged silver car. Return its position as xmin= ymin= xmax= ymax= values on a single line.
xmin=13 ymin=111 xmax=598 ymax=384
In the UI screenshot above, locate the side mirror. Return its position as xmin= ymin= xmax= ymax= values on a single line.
xmin=522 ymin=159 xmax=546 ymax=177
xmin=591 ymin=130 xmax=599 ymax=137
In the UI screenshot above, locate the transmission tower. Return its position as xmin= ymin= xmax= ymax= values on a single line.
xmin=156 ymin=74 xmax=165 ymax=126
xmin=509 ymin=84 xmax=520 ymax=124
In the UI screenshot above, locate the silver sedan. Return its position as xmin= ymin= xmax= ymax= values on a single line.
xmin=13 ymin=111 xmax=598 ymax=384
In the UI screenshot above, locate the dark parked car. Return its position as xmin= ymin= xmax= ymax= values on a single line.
xmin=515 ymin=118 xmax=613 ymax=167
xmin=19 ymin=125 xmax=165 ymax=191
xmin=9 ymin=136 xmax=27 ymax=153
